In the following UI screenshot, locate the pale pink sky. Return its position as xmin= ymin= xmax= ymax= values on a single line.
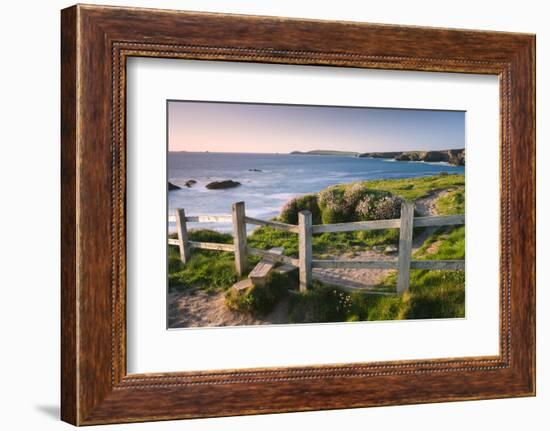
xmin=168 ymin=100 xmax=465 ymax=153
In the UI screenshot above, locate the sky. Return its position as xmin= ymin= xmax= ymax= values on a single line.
xmin=168 ymin=101 xmax=465 ymax=153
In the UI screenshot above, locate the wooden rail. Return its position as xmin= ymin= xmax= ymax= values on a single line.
xmin=312 ymin=213 xmax=464 ymax=234
xmin=245 ymin=216 xmax=299 ymax=233
xmin=167 ymin=214 xmax=232 ymax=223
xmin=312 ymin=259 xmax=398 ymax=269
xmin=189 ymin=241 xmax=234 ymax=252
xmin=169 ymin=201 xmax=465 ymax=295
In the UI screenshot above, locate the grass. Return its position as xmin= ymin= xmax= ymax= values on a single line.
xmin=361 ymin=173 xmax=465 ymax=201
xmin=375 ymin=225 xmax=466 ymax=319
xmin=435 ymin=188 xmax=465 ymax=215
xmin=248 ymin=226 xmax=399 ymax=258
xmin=168 ymin=230 xmax=259 ymax=292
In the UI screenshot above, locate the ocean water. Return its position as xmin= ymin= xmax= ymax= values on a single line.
xmin=168 ymin=152 xmax=464 ymax=232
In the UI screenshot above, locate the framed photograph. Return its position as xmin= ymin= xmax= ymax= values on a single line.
xmin=61 ymin=4 xmax=535 ymax=425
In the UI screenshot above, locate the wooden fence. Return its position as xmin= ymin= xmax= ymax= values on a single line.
xmin=168 ymin=201 xmax=465 ymax=295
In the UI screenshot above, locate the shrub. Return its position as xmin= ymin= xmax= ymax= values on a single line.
xmin=188 ymin=229 xmax=233 ymax=244
xmin=279 ymin=194 xmax=322 ymax=225
xmin=288 ymin=283 xmax=351 ymax=323
xmin=316 ymin=183 xmax=402 ymax=223
xmin=317 ymin=186 xmax=350 ymax=223
xmin=225 ymin=272 xmax=290 ymax=316
xmin=355 ymin=191 xmax=402 ymax=221
xmin=343 ymin=182 xmax=371 ymax=208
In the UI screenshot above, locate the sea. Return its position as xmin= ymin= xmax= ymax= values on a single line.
xmin=168 ymin=152 xmax=465 ymax=232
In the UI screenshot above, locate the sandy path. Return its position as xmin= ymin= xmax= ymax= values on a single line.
xmin=168 ymin=290 xmax=290 ymax=328
xmin=412 ymin=190 xmax=449 ymax=251
xmin=168 ymin=190 xmax=449 ymax=327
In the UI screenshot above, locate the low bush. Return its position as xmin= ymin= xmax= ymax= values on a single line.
xmin=288 ymin=282 xmax=351 ymax=323
xmin=225 ymin=272 xmax=291 ymax=316
xmin=279 ymin=194 xmax=322 ymax=225
xmin=318 ymin=182 xmax=402 ymax=223
xmin=318 ymin=186 xmax=349 ymax=223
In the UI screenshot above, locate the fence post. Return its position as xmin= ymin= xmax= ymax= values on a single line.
xmin=232 ymin=201 xmax=248 ymax=276
xmin=175 ymin=208 xmax=191 ymax=264
xmin=397 ymin=202 xmax=415 ymax=294
xmin=298 ymin=210 xmax=312 ymax=292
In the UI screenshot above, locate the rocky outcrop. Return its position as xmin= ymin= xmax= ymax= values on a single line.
xmin=185 ymin=180 xmax=197 ymax=187
xmin=168 ymin=181 xmax=181 ymax=190
xmin=205 ymin=180 xmax=241 ymax=190
xmin=359 ymin=149 xmax=465 ymax=166
xmin=446 ymin=149 xmax=465 ymax=166
xmin=360 ymin=152 xmax=401 ymax=159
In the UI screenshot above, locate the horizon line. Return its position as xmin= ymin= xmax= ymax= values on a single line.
xmin=168 ymin=148 xmax=465 ymax=154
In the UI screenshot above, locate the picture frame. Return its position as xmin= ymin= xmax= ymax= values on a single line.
xmin=61 ymin=4 xmax=535 ymax=425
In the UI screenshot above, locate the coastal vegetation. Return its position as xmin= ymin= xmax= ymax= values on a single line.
xmin=168 ymin=173 xmax=465 ymax=325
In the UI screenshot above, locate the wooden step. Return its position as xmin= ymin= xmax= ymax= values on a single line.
xmin=273 ymin=263 xmax=298 ymax=275
xmin=231 ymin=278 xmax=254 ymax=293
xmin=248 ymin=247 xmax=284 ymax=286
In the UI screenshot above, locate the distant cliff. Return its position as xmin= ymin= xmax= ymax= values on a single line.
xmin=290 ymin=148 xmax=465 ymax=166
xmin=358 ymin=149 xmax=465 ymax=166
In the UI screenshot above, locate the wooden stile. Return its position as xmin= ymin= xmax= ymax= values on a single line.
xmin=231 ymin=278 xmax=254 ymax=293
xmin=249 ymin=247 xmax=284 ymax=286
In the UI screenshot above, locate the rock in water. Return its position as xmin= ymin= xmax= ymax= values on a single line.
xmin=168 ymin=181 xmax=181 ymax=190
xmin=205 ymin=180 xmax=241 ymax=190
xmin=185 ymin=179 xmax=197 ymax=187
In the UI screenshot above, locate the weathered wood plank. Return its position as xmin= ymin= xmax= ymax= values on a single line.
xmin=232 ymin=202 xmax=248 ymax=277
xmin=168 ymin=214 xmax=232 ymax=223
xmin=397 ymin=202 xmax=415 ymax=294
xmin=167 ymin=238 xmax=179 ymax=246
xmin=410 ymin=260 xmax=465 ymax=270
xmin=413 ymin=214 xmax=465 ymax=227
xmin=273 ymin=264 xmax=298 ymax=275
xmin=188 ymin=241 xmax=234 ymax=252
xmin=312 ymin=218 xmax=400 ymax=234
xmin=247 ymin=247 xmax=300 ymax=267
xmin=186 ymin=215 xmax=233 ymax=223
xmin=298 ymin=211 xmax=313 ymax=292
xmin=312 ymin=259 xmax=398 ymax=269
xmin=249 ymin=247 xmax=284 ymax=286
xmin=231 ymin=278 xmax=254 ymax=293
xmin=245 ymin=216 xmax=298 ymax=233
xmin=175 ymin=208 xmax=191 ymax=263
